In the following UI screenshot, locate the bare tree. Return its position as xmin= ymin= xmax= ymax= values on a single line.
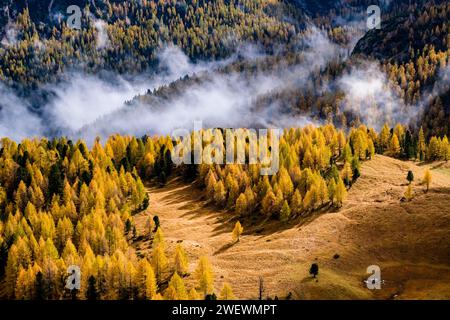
xmin=258 ymin=276 xmax=265 ymax=300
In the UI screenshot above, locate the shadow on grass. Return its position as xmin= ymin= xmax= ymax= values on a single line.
xmin=213 ymin=241 xmax=237 ymax=256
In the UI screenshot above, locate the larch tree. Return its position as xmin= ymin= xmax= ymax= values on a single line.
xmin=137 ymin=259 xmax=157 ymax=300
xmin=418 ymin=127 xmax=426 ymax=161
xmin=232 ymin=221 xmax=243 ymax=243
xmin=56 ymin=217 xmax=73 ymax=252
xmin=235 ymin=193 xmax=248 ymax=216
xmin=303 ymin=184 xmax=318 ymax=211
xmin=153 ymin=227 xmax=165 ymax=249
xmin=145 ymin=263 xmax=158 ymax=300
xmin=219 ymin=282 xmax=236 ymax=300
xmin=213 ymin=181 xmax=226 ymax=206
xmin=152 ymin=245 xmax=168 ymax=284
xmin=328 ymin=179 xmax=337 ymax=205
xmin=317 ymin=178 xmax=329 ymax=206
xmin=342 ymin=162 xmax=353 ymax=187
xmin=166 ymin=272 xmax=188 ymax=300
xmin=244 ymin=186 xmax=256 ymax=213
xmin=423 ymin=169 xmax=432 ymax=192
xmin=174 ymin=244 xmax=188 ymax=276
xmin=280 ymin=200 xmax=291 ymax=223
xmin=261 ymin=190 xmax=276 ymax=217
xmin=379 ymin=124 xmax=391 ymax=152
xmin=404 ymin=184 xmax=414 ymax=201
xmin=188 ymin=288 xmax=200 ymax=300
xmin=290 ymin=189 xmax=303 ymax=216
xmin=335 ymin=178 xmax=347 ymax=207
xmin=195 ymin=256 xmax=214 ymax=296
xmin=205 ymin=170 xmax=217 ymax=199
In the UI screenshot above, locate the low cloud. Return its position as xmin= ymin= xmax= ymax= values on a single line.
xmin=94 ymin=20 xmax=110 ymax=49
xmin=74 ymin=28 xmax=340 ymax=141
xmin=0 ymin=27 xmax=351 ymax=142
xmin=0 ymin=84 xmax=43 ymax=140
xmin=338 ymin=62 xmax=415 ymax=129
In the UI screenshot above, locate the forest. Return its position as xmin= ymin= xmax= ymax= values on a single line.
xmin=0 ymin=122 xmax=448 ymax=299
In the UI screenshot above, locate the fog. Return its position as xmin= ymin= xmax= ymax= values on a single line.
xmin=0 ymin=24 xmax=446 ymax=142
xmin=74 ymin=27 xmax=343 ymax=141
xmin=337 ymin=62 xmax=414 ymax=130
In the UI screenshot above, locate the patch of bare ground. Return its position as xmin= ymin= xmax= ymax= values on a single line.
xmin=133 ymin=155 xmax=450 ymax=299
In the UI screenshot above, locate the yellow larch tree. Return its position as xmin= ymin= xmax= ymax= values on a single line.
xmin=174 ymin=244 xmax=188 ymax=276
xmin=219 ymin=282 xmax=236 ymax=300
xmin=195 ymin=256 xmax=214 ymax=296
xmin=232 ymin=221 xmax=243 ymax=243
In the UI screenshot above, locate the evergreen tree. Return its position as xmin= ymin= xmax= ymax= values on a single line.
xmin=407 ymin=170 xmax=414 ymax=184
xmin=86 ymin=275 xmax=99 ymax=300
xmin=309 ymin=263 xmax=319 ymax=278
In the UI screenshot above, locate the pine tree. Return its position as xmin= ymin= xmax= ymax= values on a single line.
xmin=406 ymin=170 xmax=414 ymax=184
xmin=86 ymin=275 xmax=99 ymax=300
xmin=309 ymin=263 xmax=319 ymax=278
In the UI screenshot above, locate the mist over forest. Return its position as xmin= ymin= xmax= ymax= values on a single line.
xmin=0 ymin=0 xmax=448 ymax=142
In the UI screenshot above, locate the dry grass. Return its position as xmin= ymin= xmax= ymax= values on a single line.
xmin=133 ymin=155 xmax=450 ymax=299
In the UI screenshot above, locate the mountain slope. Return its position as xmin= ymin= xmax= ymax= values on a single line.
xmin=133 ymin=155 xmax=450 ymax=299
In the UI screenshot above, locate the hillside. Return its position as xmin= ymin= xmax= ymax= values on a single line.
xmin=134 ymin=155 xmax=450 ymax=299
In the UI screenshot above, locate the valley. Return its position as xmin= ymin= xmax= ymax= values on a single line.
xmin=133 ymin=155 xmax=450 ymax=299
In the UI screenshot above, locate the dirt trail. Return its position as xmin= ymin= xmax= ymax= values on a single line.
xmin=134 ymin=155 xmax=450 ymax=299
